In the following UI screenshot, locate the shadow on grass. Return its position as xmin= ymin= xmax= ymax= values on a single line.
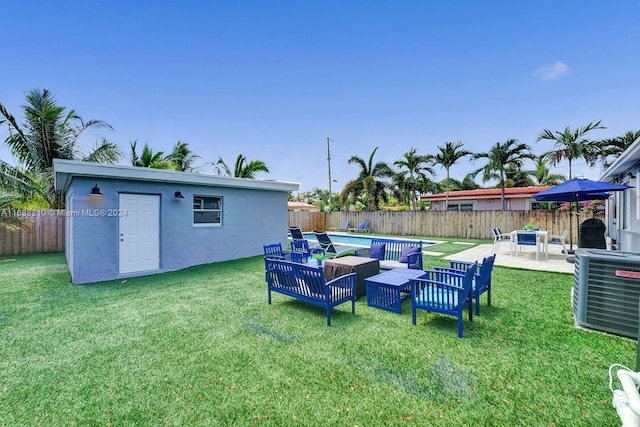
xmin=245 ymin=316 xmax=299 ymax=342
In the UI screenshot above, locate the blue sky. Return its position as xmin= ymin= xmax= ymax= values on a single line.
xmin=1 ymin=1 xmax=639 ymax=194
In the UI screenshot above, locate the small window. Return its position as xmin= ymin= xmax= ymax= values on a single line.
xmin=193 ymin=196 xmax=222 ymax=226
xmin=447 ymin=203 xmax=474 ymax=211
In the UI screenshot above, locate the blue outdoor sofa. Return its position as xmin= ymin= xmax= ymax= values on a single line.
xmin=355 ymin=238 xmax=423 ymax=270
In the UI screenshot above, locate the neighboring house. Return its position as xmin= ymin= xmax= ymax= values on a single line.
xmin=53 ymin=159 xmax=299 ymax=284
xmin=287 ymin=201 xmax=319 ymax=211
xmin=599 ymin=137 xmax=640 ymax=252
xmin=421 ymin=186 xmax=551 ymax=211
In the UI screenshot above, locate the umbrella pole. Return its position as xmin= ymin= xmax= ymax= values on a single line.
xmin=568 ymin=200 xmax=574 ymax=251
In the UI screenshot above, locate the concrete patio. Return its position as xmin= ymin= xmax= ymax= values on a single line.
xmin=444 ymin=241 xmax=576 ymax=274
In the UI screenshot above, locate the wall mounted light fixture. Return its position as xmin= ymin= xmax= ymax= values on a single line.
xmin=90 ymin=184 xmax=103 ymax=196
xmin=627 ymin=171 xmax=637 ymax=180
xmin=174 ymin=189 xmax=185 ymax=199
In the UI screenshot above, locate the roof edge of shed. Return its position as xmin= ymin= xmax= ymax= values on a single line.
xmin=53 ymin=159 xmax=300 ymax=192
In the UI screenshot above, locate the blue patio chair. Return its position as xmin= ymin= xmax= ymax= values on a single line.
xmin=290 ymin=239 xmax=312 ymax=262
xmin=348 ymin=219 xmax=370 ymax=233
xmin=411 ymin=266 xmax=475 ymax=338
xmin=515 ymin=231 xmax=540 ymax=260
xmin=263 ymin=243 xmax=304 ymax=263
xmin=434 ymin=254 xmax=495 ymax=315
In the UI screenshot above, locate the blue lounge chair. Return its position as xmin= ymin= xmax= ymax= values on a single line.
xmin=288 ymin=226 xmax=305 ymax=241
xmin=348 ymin=220 xmax=370 ymax=233
xmin=329 ymin=219 xmax=350 ymax=232
xmin=312 ymin=231 xmax=360 ymax=259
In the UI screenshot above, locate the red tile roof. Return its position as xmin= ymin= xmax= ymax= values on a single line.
xmin=421 ymin=186 xmax=551 ymax=200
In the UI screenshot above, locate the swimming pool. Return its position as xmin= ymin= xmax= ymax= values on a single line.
xmin=294 ymin=232 xmax=437 ymax=247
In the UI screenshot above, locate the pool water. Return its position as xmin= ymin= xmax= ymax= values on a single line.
xmin=296 ymin=233 xmax=436 ymax=247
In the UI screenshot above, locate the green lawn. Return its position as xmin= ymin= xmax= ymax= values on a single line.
xmin=0 ymin=248 xmax=634 ymax=426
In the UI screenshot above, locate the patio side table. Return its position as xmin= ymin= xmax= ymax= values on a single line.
xmin=365 ymin=268 xmax=426 ymax=313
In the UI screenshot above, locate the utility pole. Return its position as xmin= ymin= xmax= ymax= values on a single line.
xmin=327 ymin=137 xmax=333 ymax=198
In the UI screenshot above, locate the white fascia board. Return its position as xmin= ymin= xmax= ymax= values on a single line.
xmin=600 ymin=137 xmax=640 ymax=180
xmin=53 ymin=159 xmax=300 ymax=192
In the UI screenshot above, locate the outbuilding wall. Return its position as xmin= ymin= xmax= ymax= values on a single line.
xmin=67 ymin=176 xmax=288 ymax=284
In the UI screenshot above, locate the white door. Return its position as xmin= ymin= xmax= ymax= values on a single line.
xmin=119 ymin=193 xmax=160 ymax=274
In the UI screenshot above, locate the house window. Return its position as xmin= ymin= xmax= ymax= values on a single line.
xmin=531 ymin=201 xmax=560 ymax=210
xmin=447 ymin=203 xmax=474 ymax=211
xmin=193 ymin=196 xmax=222 ymax=226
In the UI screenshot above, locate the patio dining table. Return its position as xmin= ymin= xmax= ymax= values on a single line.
xmin=510 ymin=230 xmax=549 ymax=260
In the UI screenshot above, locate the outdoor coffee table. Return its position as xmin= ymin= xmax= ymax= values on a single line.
xmin=365 ymin=268 xmax=426 ymax=313
xmin=323 ymin=256 xmax=380 ymax=299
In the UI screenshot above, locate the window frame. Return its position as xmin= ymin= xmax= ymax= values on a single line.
xmin=446 ymin=203 xmax=474 ymax=211
xmin=193 ymin=195 xmax=223 ymax=227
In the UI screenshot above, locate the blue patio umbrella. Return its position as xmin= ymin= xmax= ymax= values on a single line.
xmin=533 ymin=178 xmax=631 ymax=251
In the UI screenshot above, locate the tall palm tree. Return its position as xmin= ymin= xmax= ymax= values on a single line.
xmin=433 ymin=141 xmax=471 ymax=210
xmin=393 ymin=147 xmax=434 ymax=210
xmin=214 ymin=154 xmax=269 ymax=178
xmin=536 ymin=121 xmax=605 ymax=179
xmin=341 ymin=147 xmax=393 ymax=211
xmin=0 ymin=89 xmax=121 ymax=208
xmin=129 ymin=141 xmax=174 ymax=169
xmin=595 ymin=130 xmax=640 ymax=169
xmin=170 ymin=141 xmax=201 ymax=172
xmin=531 ymin=155 xmax=565 ymax=186
xmin=471 ymin=139 xmax=536 ymax=210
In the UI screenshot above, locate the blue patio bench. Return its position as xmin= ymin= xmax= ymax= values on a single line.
xmin=265 ymin=258 xmax=356 ymax=326
xmin=355 ymin=238 xmax=423 ymax=270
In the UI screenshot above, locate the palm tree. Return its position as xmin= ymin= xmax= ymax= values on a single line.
xmin=531 ymin=155 xmax=565 ymax=186
xmin=433 ymin=141 xmax=471 ymax=210
xmin=0 ymin=89 xmax=121 ymax=208
xmin=340 ymin=147 xmax=393 ymax=211
xmin=170 ymin=141 xmax=201 ymax=172
xmin=471 ymin=139 xmax=536 ymax=210
xmin=129 ymin=141 xmax=174 ymax=169
xmin=595 ymin=130 xmax=640 ymax=169
xmin=393 ymin=147 xmax=434 ymax=210
xmin=536 ymin=121 xmax=605 ymax=179
xmin=214 ymin=154 xmax=269 ymax=178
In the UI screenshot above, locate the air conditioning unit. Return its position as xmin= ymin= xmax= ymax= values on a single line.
xmin=573 ymin=249 xmax=640 ymax=339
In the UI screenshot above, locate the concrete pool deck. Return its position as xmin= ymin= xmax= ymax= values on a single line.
xmin=443 ymin=242 xmax=575 ymax=274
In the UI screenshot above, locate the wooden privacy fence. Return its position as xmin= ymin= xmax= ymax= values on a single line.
xmin=0 ymin=210 xmax=65 ymax=256
xmin=290 ymin=210 xmax=605 ymax=240
xmin=0 ymin=209 xmax=605 ymax=256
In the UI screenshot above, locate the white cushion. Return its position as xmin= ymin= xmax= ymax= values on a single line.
xmin=379 ymin=260 xmax=407 ymax=270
